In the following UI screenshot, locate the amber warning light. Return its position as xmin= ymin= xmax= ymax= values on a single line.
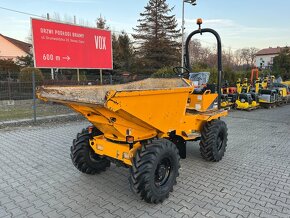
xmin=197 ymin=18 xmax=203 ymax=25
xmin=197 ymin=18 xmax=203 ymax=30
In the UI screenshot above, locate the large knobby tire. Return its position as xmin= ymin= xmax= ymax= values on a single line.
xmin=129 ymin=139 xmax=180 ymax=203
xmin=70 ymin=128 xmax=110 ymax=174
xmin=200 ymin=119 xmax=228 ymax=162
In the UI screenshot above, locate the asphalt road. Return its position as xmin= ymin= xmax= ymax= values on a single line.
xmin=0 ymin=105 xmax=290 ymax=218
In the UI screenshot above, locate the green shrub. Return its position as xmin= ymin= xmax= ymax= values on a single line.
xmin=19 ymin=67 xmax=44 ymax=82
xmin=71 ymin=71 xmax=87 ymax=81
xmin=151 ymin=66 xmax=176 ymax=78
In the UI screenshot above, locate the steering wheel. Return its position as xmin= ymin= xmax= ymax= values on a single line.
xmin=173 ymin=66 xmax=191 ymax=78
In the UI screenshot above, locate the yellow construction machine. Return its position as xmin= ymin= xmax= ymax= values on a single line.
xmin=221 ymin=81 xmax=237 ymax=109
xmin=282 ymin=80 xmax=290 ymax=87
xmin=235 ymin=75 xmax=259 ymax=111
xmin=37 ymin=20 xmax=228 ymax=203
xmin=259 ymin=76 xmax=289 ymax=108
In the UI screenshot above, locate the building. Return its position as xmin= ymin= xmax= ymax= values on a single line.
xmin=0 ymin=34 xmax=31 ymax=61
xmin=255 ymin=46 xmax=287 ymax=69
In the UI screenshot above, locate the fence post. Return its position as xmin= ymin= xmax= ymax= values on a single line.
xmin=100 ymin=69 xmax=103 ymax=85
xmin=77 ymin=69 xmax=80 ymax=83
xmin=8 ymin=71 xmax=12 ymax=101
xmin=32 ymin=71 xmax=37 ymax=123
xmin=110 ymin=74 xmax=113 ymax=85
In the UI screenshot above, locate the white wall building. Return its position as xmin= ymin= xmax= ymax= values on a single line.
xmin=255 ymin=47 xmax=287 ymax=69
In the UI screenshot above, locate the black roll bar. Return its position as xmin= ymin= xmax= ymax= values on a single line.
xmin=184 ymin=28 xmax=222 ymax=109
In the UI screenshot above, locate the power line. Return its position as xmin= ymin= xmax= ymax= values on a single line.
xmin=0 ymin=5 xmax=241 ymax=50
xmin=0 ymin=6 xmax=43 ymax=18
xmin=0 ymin=6 xmax=135 ymax=35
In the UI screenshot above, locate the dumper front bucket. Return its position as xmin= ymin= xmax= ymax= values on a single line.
xmin=37 ymin=78 xmax=193 ymax=142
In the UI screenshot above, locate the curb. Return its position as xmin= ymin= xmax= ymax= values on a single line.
xmin=0 ymin=113 xmax=85 ymax=128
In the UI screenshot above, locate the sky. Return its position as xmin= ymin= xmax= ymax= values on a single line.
xmin=0 ymin=0 xmax=289 ymax=51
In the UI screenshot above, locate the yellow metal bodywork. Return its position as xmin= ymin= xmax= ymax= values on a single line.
xmin=258 ymin=99 xmax=271 ymax=104
xmin=37 ymin=79 xmax=228 ymax=166
xmin=236 ymin=80 xmax=241 ymax=94
xmin=282 ymin=81 xmax=290 ymax=86
xmin=241 ymin=79 xmax=250 ymax=93
xmin=278 ymin=87 xmax=288 ymax=98
xmin=236 ymin=100 xmax=259 ymax=110
xmin=255 ymin=80 xmax=261 ymax=93
xmin=262 ymin=77 xmax=268 ymax=89
xmin=65 ymin=87 xmax=226 ymax=144
xmin=187 ymin=91 xmax=217 ymax=112
xmin=89 ymin=135 xmax=142 ymax=166
xmin=236 ymin=78 xmax=250 ymax=94
xmin=221 ymin=101 xmax=234 ymax=108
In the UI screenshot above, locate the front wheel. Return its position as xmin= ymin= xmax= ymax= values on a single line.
xmin=200 ymin=119 xmax=228 ymax=161
xmin=129 ymin=139 xmax=180 ymax=203
xmin=70 ymin=128 xmax=110 ymax=174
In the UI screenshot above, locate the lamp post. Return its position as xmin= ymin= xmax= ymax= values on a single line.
xmin=181 ymin=0 xmax=197 ymax=71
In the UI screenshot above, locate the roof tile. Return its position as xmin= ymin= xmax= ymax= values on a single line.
xmin=0 ymin=34 xmax=31 ymax=54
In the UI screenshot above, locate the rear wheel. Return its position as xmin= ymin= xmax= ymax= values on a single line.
xmin=129 ymin=139 xmax=180 ymax=203
xmin=70 ymin=127 xmax=110 ymax=174
xmin=200 ymin=119 xmax=228 ymax=161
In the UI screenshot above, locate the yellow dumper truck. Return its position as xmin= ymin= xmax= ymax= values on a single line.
xmin=37 ymin=22 xmax=228 ymax=203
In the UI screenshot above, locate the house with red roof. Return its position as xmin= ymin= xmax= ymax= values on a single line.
xmin=0 ymin=34 xmax=31 ymax=61
xmin=255 ymin=46 xmax=287 ymax=68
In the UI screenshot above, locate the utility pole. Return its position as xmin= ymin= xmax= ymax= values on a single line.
xmin=181 ymin=0 xmax=197 ymax=72
xmin=47 ymin=13 xmax=54 ymax=80
xmin=74 ymin=15 xmax=80 ymax=82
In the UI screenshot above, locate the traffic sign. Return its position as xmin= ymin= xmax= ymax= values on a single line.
xmin=31 ymin=18 xmax=113 ymax=69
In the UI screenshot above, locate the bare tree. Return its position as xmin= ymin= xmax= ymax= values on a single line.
xmin=237 ymin=47 xmax=259 ymax=68
xmin=78 ymin=18 xmax=90 ymax=27
xmin=53 ymin=12 xmax=61 ymax=21
xmin=188 ymin=39 xmax=213 ymax=66
xmin=240 ymin=48 xmax=251 ymax=67
xmin=234 ymin=49 xmax=243 ymax=66
xmin=223 ymin=48 xmax=235 ymax=68
xmin=249 ymin=47 xmax=259 ymax=67
xmin=189 ymin=39 xmax=202 ymax=63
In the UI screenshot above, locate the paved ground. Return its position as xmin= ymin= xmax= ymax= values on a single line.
xmin=0 ymin=105 xmax=290 ymax=218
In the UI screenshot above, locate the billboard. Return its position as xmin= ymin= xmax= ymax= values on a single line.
xmin=31 ymin=18 xmax=112 ymax=69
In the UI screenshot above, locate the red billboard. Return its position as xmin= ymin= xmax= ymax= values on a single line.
xmin=31 ymin=18 xmax=112 ymax=69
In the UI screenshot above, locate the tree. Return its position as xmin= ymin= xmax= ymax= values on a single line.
xmin=189 ymin=39 xmax=212 ymax=66
xmin=236 ymin=47 xmax=259 ymax=69
xmin=240 ymin=48 xmax=251 ymax=67
xmin=96 ymin=15 xmax=108 ymax=29
xmin=133 ymin=0 xmax=181 ymax=73
xmin=16 ymin=55 xmax=34 ymax=67
xmin=248 ymin=47 xmax=259 ymax=67
xmin=19 ymin=67 xmax=44 ymax=83
xmin=234 ymin=49 xmax=243 ymax=67
xmin=114 ymin=32 xmax=134 ymax=71
xmin=0 ymin=59 xmax=20 ymax=81
xmin=273 ymin=48 xmax=290 ymax=80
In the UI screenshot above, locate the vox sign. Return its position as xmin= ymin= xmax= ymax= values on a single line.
xmin=31 ymin=18 xmax=112 ymax=69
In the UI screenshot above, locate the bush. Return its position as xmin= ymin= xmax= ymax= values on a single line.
xmin=151 ymin=66 xmax=176 ymax=78
xmin=19 ymin=67 xmax=44 ymax=82
xmin=71 ymin=71 xmax=87 ymax=81
xmin=207 ymin=68 xmax=217 ymax=84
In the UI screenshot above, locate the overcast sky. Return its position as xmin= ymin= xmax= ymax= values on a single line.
xmin=0 ymin=0 xmax=289 ymax=50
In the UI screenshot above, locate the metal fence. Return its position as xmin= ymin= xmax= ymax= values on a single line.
xmin=0 ymin=81 xmax=34 ymax=100
xmin=0 ymin=73 xmax=150 ymax=100
xmin=0 ymin=73 xmax=150 ymax=123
